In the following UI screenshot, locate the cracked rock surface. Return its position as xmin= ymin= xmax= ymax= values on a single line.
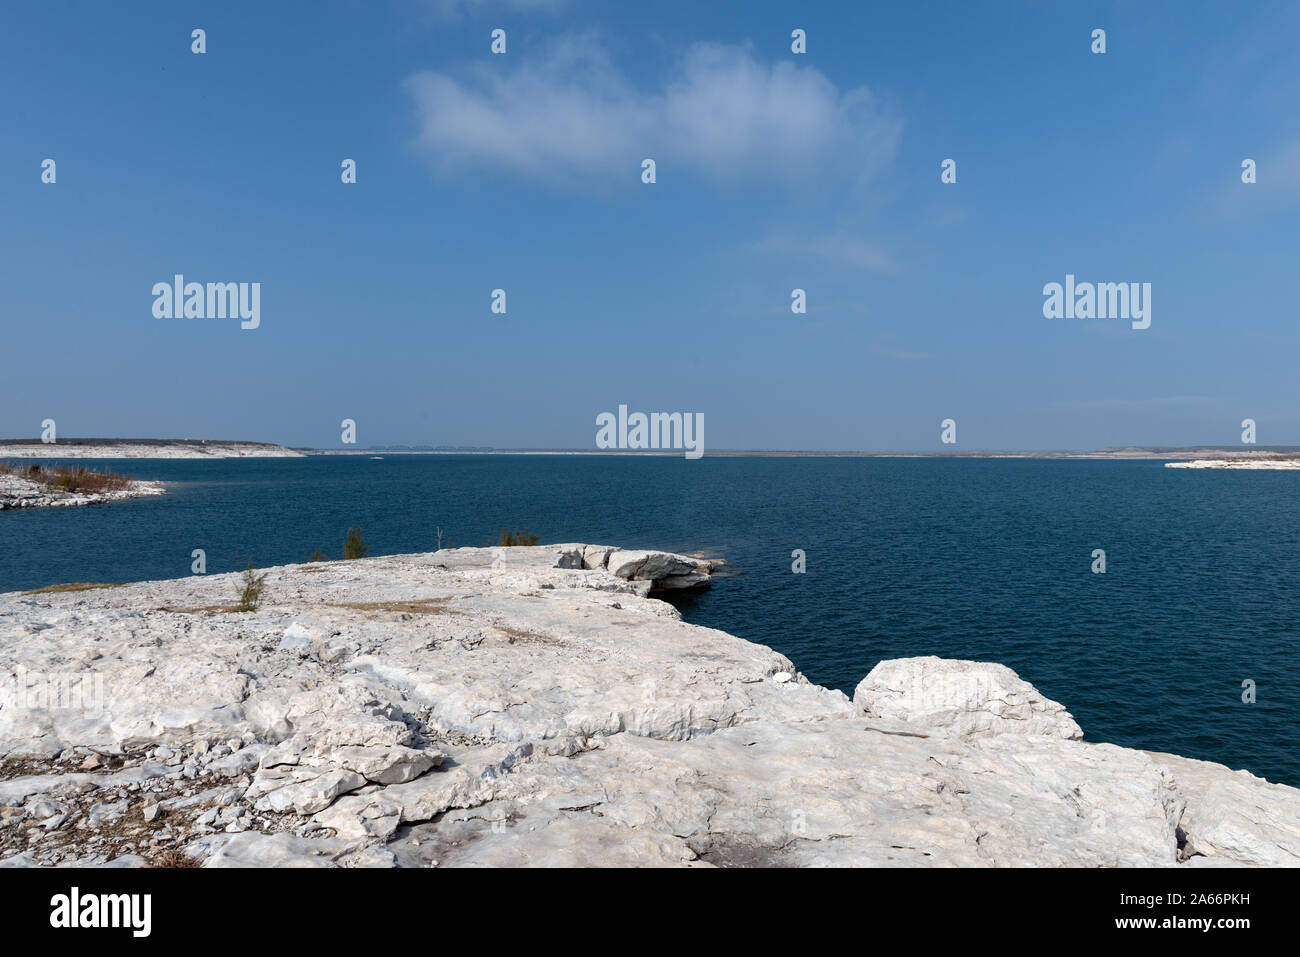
xmin=1 ymin=544 xmax=1296 ymax=867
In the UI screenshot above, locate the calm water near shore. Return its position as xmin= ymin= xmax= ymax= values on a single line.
xmin=3 ymin=455 xmax=1297 ymax=786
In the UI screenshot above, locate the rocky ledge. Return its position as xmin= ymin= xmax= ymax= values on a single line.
xmin=1166 ymin=458 xmax=1300 ymax=470
xmin=0 ymin=474 xmax=165 ymax=510
xmin=1 ymin=545 xmax=1296 ymax=868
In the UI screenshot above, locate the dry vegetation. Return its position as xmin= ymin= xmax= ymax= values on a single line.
xmin=0 ymin=754 xmax=299 ymax=868
xmin=491 ymin=624 xmax=557 ymax=644
xmin=1 ymin=461 xmax=134 ymax=494
xmin=155 ymin=604 xmax=247 ymax=615
xmin=150 ymin=847 xmax=202 ymax=868
xmin=22 ymin=582 xmax=123 ymax=595
xmin=325 ymin=597 xmax=454 ymax=615
xmin=344 ymin=527 xmax=369 ymax=559
xmin=498 ymin=528 xmax=540 ymax=546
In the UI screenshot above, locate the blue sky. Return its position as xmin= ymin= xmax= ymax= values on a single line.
xmin=3 ymin=0 xmax=1298 ymax=451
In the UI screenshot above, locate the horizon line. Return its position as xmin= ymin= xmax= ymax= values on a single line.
xmin=1 ymin=438 xmax=1293 ymax=459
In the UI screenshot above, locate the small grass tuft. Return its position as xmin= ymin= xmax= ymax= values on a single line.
xmin=150 ymin=847 xmax=201 ymax=869
xmin=157 ymin=604 xmax=244 ymax=615
xmin=325 ymin=597 xmax=453 ymax=615
xmin=235 ymin=559 xmax=268 ymax=612
xmin=343 ymin=527 xmax=369 ymax=560
xmin=22 ymin=582 xmax=123 ymax=595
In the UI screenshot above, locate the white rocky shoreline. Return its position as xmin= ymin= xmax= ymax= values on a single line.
xmin=0 ymin=441 xmax=302 ymax=459
xmin=0 ymin=474 xmax=165 ymax=511
xmin=1166 ymin=458 xmax=1300 ymax=470
xmin=1 ymin=544 xmax=1296 ymax=868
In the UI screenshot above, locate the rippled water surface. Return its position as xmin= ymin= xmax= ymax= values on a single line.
xmin=3 ymin=455 xmax=1296 ymax=785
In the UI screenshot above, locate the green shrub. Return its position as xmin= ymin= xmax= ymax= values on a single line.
xmin=306 ymin=549 xmax=328 ymax=563
xmin=498 ymin=528 xmax=539 ymax=547
xmin=236 ymin=559 xmax=268 ymax=612
xmin=344 ymin=527 xmax=369 ymax=560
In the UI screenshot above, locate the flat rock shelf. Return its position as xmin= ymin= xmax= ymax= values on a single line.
xmin=1 ymin=545 xmax=1296 ymax=867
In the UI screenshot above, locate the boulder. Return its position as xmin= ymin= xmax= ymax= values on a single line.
xmin=329 ymin=745 xmax=441 ymax=785
xmin=605 ymin=550 xmax=713 ymax=591
xmin=853 ymin=656 xmax=1083 ymax=740
xmin=1179 ymin=777 xmax=1300 ymax=865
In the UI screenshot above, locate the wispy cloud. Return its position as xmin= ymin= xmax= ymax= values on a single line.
xmin=748 ymin=233 xmax=901 ymax=274
xmin=422 ymin=0 xmax=567 ymax=20
xmin=405 ymin=36 xmax=901 ymax=188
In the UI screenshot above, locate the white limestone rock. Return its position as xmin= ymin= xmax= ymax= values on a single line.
xmin=853 ymin=656 xmax=1083 ymax=740
xmin=329 ymin=745 xmax=441 ymax=785
xmin=313 ymin=790 xmax=403 ymax=840
xmin=554 ymin=547 xmax=585 ymax=570
xmin=1145 ymin=753 xmax=1300 ymax=866
xmin=248 ymin=767 xmax=367 ymax=815
xmin=2 ymin=544 xmax=1296 ymax=869
xmin=278 ymin=623 xmax=316 ymax=656
xmin=605 ymin=549 xmax=714 ymax=591
xmin=0 ymin=473 xmax=165 ymax=510
xmin=1179 ymin=777 xmax=1300 ymax=865
xmin=0 ymin=441 xmax=302 ymax=460
xmin=202 ymin=833 xmax=354 ymax=868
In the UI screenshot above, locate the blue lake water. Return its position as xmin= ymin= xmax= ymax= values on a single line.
xmin=2 ymin=455 xmax=1297 ymax=786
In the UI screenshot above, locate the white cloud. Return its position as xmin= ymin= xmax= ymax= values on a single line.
xmin=750 ymin=233 xmax=900 ymax=274
xmin=405 ymin=37 xmax=900 ymax=188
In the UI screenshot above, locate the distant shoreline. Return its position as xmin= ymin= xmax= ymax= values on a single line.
xmin=2 ymin=439 xmax=1297 ymax=462
xmin=0 ymin=440 xmax=304 ymax=460
xmin=308 ymin=447 xmax=1298 ymax=461
xmin=1166 ymin=458 xmax=1300 ymax=470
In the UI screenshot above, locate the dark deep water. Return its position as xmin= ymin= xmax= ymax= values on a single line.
xmin=2 ymin=454 xmax=1296 ymax=786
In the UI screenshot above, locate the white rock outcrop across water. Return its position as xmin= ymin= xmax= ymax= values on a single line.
xmin=0 ymin=441 xmax=302 ymax=459
xmin=1166 ymin=458 xmax=1300 ymax=470
xmin=1 ymin=544 xmax=1296 ymax=868
xmin=0 ymin=474 xmax=164 ymax=510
